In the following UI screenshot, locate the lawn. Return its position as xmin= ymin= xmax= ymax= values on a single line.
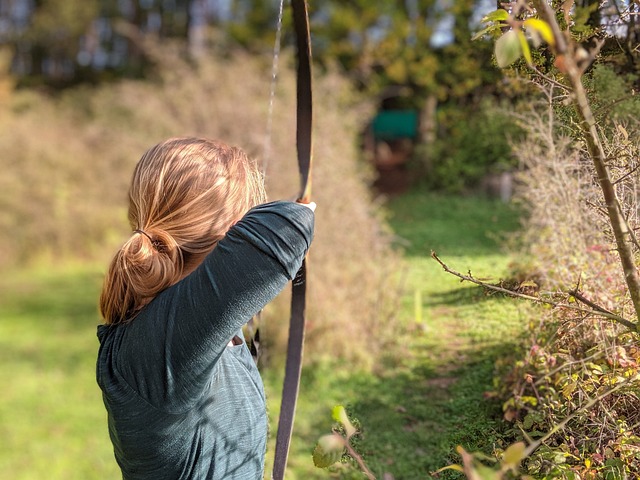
xmin=0 ymin=264 xmax=120 ymax=480
xmin=0 ymin=192 xmax=531 ymax=480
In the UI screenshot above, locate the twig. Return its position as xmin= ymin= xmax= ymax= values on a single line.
xmin=594 ymin=94 xmax=640 ymax=116
xmin=533 ymin=349 xmax=606 ymax=387
xmin=342 ymin=437 xmax=375 ymax=480
xmin=567 ymin=289 xmax=616 ymax=317
xmin=612 ymin=163 xmax=640 ymax=186
xmin=530 ymin=65 xmax=571 ymax=92
xmin=431 ymin=251 xmax=638 ymax=331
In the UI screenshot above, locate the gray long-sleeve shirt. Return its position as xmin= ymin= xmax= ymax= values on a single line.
xmin=96 ymin=201 xmax=314 ymax=479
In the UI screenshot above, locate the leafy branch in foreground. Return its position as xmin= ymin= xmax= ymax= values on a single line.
xmin=312 ymin=405 xmax=375 ymax=479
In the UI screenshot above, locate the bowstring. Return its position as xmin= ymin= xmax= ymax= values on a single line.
xmin=262 ymin=0 xmax=286 ymax=179
xmin=250 ymin=0 xmax=286 ymax=364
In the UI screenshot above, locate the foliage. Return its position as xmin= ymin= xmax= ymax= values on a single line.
xmin=311 ymin=0 xmax=500 ymax=105
xmin=588 ymin=64 xmax=640 ymax=124
xmin=508 ymin=90 xmax=636 ymax=309
xmin=413 ymin=98 xmax=521 ymax=193
xmin=503 ymin=66 xmax=640 ymax=480
xmin=225 ymin=0 xmax=283 ymax=53
xmin=495 ymin=311 xmax=640 ymax=478
xmin=27 ymin=0 xmax=99 ymax=59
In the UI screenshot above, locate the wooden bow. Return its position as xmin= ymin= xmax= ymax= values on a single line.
xmin=272 ymin=0 xmax=313 ymax=478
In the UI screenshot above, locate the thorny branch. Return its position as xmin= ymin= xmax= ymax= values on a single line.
xmin=431 ymin=251 xmax=638 ymax=331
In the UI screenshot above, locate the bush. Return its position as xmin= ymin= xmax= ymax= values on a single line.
xmin=413 ymin=98 xmax=521 ymax=192
xmin=496 ymin=74 xmax=640 ymax=478
xmin=509 ymin=78 xmax=640 ymax=308
xmin=495 ymin=311 xmax=640 ymax=478
xmin=0 ymin=43 xmax=401 ymax=368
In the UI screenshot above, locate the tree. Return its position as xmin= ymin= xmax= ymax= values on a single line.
xmin=18 ymin=0 xmax=98 ymax=81
xmin=311 ymin=0 xmax=497 ymax=104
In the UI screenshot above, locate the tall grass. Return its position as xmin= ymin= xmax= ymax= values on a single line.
xmin=0 ymin=44 xmax=400 ymax=366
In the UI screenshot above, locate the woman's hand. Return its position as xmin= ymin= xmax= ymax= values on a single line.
xmin=298 ymin=201 xmax=316 ymax=212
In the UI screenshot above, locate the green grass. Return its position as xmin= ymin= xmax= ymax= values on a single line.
xmin=346 ymin=193 xmax=528 ymax=478
xmin=0 ymin=192 xmax=531 ymax=480
xmin=0 ymin=264 xmax=120 ymax=480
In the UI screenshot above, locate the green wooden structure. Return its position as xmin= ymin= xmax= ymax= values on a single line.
xmin=371 ymin=110 xmax=419 ymax=141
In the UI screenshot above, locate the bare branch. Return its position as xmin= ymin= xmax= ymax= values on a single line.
xmin=431 ymin=252 xmax=638 ymax=331
xmin=529 ymin=65 xmax=571 ymax=92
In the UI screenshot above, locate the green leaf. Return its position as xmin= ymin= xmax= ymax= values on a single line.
xmin=475 ymin=463 xmax=502 ymax=479
xmin=502 ymin=441 xmax=526 ymax=467
xmin=481 ymin=9 xmax=510 ymax=24
xmin=523 ymin=19 xmax=555 ymax=46
xmin=471 ymin=24 xmax=500 ymax=41
xmin=494 ymin=30 xmax=522 ymax=68
xmin=312 ymin=434 xmax=345 ymax=468
xmin=517 ymin=30 xmax=532 ymax=66
xmin=332 ymin=405 xmax=357 ymax=438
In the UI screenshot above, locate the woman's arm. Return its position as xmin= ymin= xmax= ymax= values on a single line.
xmin=116 ymin=201 xmax=314 ymax=411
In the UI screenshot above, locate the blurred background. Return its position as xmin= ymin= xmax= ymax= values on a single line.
xmin=1 ymin=1 xmax=639 ymax=479
xmin=0 ymin=0 xmax=518 ymax=271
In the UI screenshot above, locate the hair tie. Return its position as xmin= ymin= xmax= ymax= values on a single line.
xmin=133 ymin=229 xmax=154 ymax=243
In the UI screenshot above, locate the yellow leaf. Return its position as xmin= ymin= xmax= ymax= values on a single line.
xmin=517 ymin=30 xmax=532 ymax=66
xmin=503 ymin=441 xmax=526 ymax=466
xmin=524 ymin=19 xmax=555 ymax=46
xmin=331 ymin=405 xmax=356 ymax=438
xmin=432 ymin=464 xmax=465 ymax=474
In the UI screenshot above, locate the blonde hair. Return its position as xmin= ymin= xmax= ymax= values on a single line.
xmin=100 ymin=137 xmax=267 ymax=325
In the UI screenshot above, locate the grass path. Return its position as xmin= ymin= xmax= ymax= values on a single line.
xmin=350 ymin=191 xmax=530 ymax=478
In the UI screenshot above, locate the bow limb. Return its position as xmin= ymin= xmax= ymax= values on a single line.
xmin=272 ymin=1 xmax=313 ymax=479
xmin=292 ymin=0 xmax=313 ymax=203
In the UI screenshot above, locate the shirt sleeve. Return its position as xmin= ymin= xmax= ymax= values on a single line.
xmin=115 ymin=201 xmax=314 ymax=411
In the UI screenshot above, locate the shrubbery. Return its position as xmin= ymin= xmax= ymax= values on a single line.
xmin=496 ymin=65 xmax=640 ymax=477
xmin=413 ymin=97 xmax=521 ymax=193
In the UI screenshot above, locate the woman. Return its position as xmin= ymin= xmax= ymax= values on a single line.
xmin=97 ymin=137 xmax=315 ymax=479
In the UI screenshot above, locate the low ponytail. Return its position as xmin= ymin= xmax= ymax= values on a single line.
xmin=100 ymin=228 xmax=183 ymax=324
xmin=99 ymin=137 xmax=266 ymax=325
